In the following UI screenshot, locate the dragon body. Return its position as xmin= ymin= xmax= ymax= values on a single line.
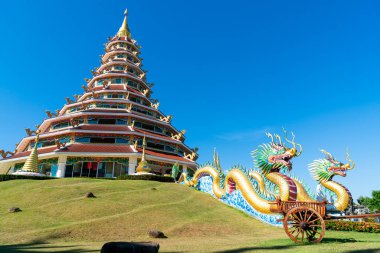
xmin=269 ymin=149 xmax=355 ymax=211
xmin=308 ymin=150 xmax=355 ymax=211
xmin=181 ymin=130 xmax=356 ymax=226
xmin=182 ymin=132 xmax=302 ymax=216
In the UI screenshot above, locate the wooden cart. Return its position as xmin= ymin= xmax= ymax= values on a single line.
xmin=271 ymin=199 xmax=380 ymax=243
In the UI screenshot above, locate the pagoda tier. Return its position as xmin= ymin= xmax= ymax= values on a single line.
xmin=0 ymin=9 xmax=198 ymax=178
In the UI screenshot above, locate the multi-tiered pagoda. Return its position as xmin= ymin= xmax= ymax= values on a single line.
xmin=0 ymin=10 xmax=198 ymax=178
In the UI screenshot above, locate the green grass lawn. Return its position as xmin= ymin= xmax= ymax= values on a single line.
xmin=0 ymin=178 xmax=378 ymax=252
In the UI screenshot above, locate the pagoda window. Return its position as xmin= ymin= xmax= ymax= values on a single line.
xmin=112 ymin=78 xmax=124 ymax=84
xmin=116 ymin=104 xmax=126 ymax=109
xmin=38 ymin=163 xmax=58 ymax=177
xmin=96 ymin=80 xmax=104 ymax=86
xmin=97 ymin=162 xmax=113 ymax=178
xmin=132 ymin=107 xmax=154 ymax=117
xmin=96 ymin=103 xmax=126 ymax=109
xmin=90 ymin=137 xmax=115 ymax=144
xmin=97 ymin=103 xmax=110 ymax=108
xmin=116 ymin=54 xmax=124 ymax=59
xmin=59 ymin=137 xmax=71 ymax=144
xmin=129 ymin=97 xmax=141 ymax=103
xmin=68 ymin=107 xmax=79 ymax=113
xmin=164 ymin=145 xmax=175 ymax=152
xmin=114 ymin=65 xmax=124 ymax=71
xmin=32 ymin=139 xmax=56 ymax=148
xmin=134 ymin=121 xmax=142 ymax=128
xmin=141 ymin=122 xmax=154 ymax=131
xmin=127 ymin=80 xmax=137 ymax=88
xmin=98 ymin=118 xmax=116 ymax=124
xmin=66 ymin=161 xmax=128 ymax=178
xmin=127 ymin=56 xmax=133 ymax=61
xmin=115 ymin=137 xmax=129 ymax=144
xmin=88 ymin=118 xmax=97 ymax=124
xmin=75 ymin=137 xmax=90 ymax=143
xmin=72 ymin=163 xmax=82 ymax=177
xmin=113 ymin=162 xmax=128 ymax=177
xmin=107 ymin=94 xmax=124 ymax=99
xmin=52 ymin=121 xmax=70 ymax=130
xmin=154 ymin=126 xmax=164 ymax=133
xmin=147 ymin=141 xmax=165 ymax=150
xmin=116 ymin=119 xmax=128 ymax=125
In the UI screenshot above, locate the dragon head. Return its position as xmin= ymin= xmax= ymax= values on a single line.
xmin=252 ymin=129 xmax=302 ymax=175
xmin=309 ymin=149 xmax=355 ymax=182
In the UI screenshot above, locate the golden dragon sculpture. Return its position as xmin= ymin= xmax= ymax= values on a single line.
xmin=182 ymin=131 xmax=302 ymax=214
xmin=181 ymin=131 xmax=355 ymax=218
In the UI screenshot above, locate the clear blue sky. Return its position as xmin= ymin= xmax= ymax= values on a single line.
xmin=0 ymin=0 xmax=379 ymax=200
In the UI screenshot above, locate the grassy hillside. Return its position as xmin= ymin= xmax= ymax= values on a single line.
xmin=0 ymin=179 xmax=379 ymax=253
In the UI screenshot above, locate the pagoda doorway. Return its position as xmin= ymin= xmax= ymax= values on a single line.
xmin=65 ymin=159 xmax=128 ymax=178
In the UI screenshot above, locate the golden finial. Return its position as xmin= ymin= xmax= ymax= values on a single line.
xmin=116 ymin=8 xmax=131 ymax=37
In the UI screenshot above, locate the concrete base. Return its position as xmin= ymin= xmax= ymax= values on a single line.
xmin=11 ymin=171 xmax=47 ymax=177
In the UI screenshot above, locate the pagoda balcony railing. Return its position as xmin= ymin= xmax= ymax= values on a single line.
xmin=105 ymin=58 xmax=141 ymax=67
xmin=89 ymin=73 xmax=149 ymax=90
xmin=102 ymin=50 xmax=141 ymax=63
xmin=105 ymin=40 xmax=139 ymax=52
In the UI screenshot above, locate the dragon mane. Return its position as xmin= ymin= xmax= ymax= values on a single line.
xmin=252 ymin=143 xmax=288 ymax=175
xmin=308 ymin=159 xmax=335 ymax=182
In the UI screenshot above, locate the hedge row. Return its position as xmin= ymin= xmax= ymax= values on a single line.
xmin=117 ymin=174 xmax=174 ymax=183
xmin=0 ymin=174 xmax=53 ymax=182
xmin=325 ymin=220 xmax=380 ymax=233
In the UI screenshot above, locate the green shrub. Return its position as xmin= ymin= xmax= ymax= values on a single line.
xmin=325 ymin=220 xmax=380 ymax=233
xmin=117 ymin=174 xmax=174 ymax=183
xmin=0 ymin=174 xmax=53 ymax=182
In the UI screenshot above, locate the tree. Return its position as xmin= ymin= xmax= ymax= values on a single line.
xmin=171 ymin=162 xmax=179 ymax=181
xmin=358 ymin=190 xmax=380 ymax=212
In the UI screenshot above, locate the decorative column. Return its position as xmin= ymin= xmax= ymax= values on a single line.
xmin=56 ymin=155 xmax=67 ymax=178
xmin=128 ymin=156 xmax=137 ymax=175
xmin=183 ymin=165 xmax=188 ymax=174
xmin=10 ymin=164 xmax=15 ymax=173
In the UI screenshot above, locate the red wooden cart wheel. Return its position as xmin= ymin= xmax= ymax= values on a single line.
xmin=283 ymin=206 xmax=325 ymax=243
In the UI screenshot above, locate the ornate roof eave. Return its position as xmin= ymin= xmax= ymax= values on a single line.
xmin=15 ymin=126 xmax=193 ymax=157
xmin=97 ymin=60 xmax=142 ymax=73
xmin=105 ymin=40 xmax=140 ymax=53
xmin=101 ymin=48 xmax=142 ymax=63
xmin=1 ymin=148 xmax=197 ymax=167
xmin=62 ymin=99 xmax=164 ymax=117
xmin=36 ymin=111 xmax=183 ymax=137
xmin=75 ymin=91 xmax=155 ymax=107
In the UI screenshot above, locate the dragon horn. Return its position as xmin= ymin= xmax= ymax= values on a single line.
xmin=320 ymin=149 xmax=334 ymax=160
xmin=283 ymin=128 xmax=302 ymax=156
xmin=345 ymin=148 xmax=355 ymax=170
xmin=274 ymin=134 xmax=283 ymax=146
xmin=292 ymin=132 xmax=302 ymax=156
xmin=295 ymin=142 xmax=302 ymax=156
xmin=283 ymin=128 xmax=294 ymax=147
xmin=265 ymin=133 xmax=275 ymax=145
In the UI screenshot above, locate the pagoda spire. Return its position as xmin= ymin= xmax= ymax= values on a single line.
xmin=22 ymin=134 xmax=40 ymax=172
xmin=116 ymin=9 xmax=131 ymax=38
